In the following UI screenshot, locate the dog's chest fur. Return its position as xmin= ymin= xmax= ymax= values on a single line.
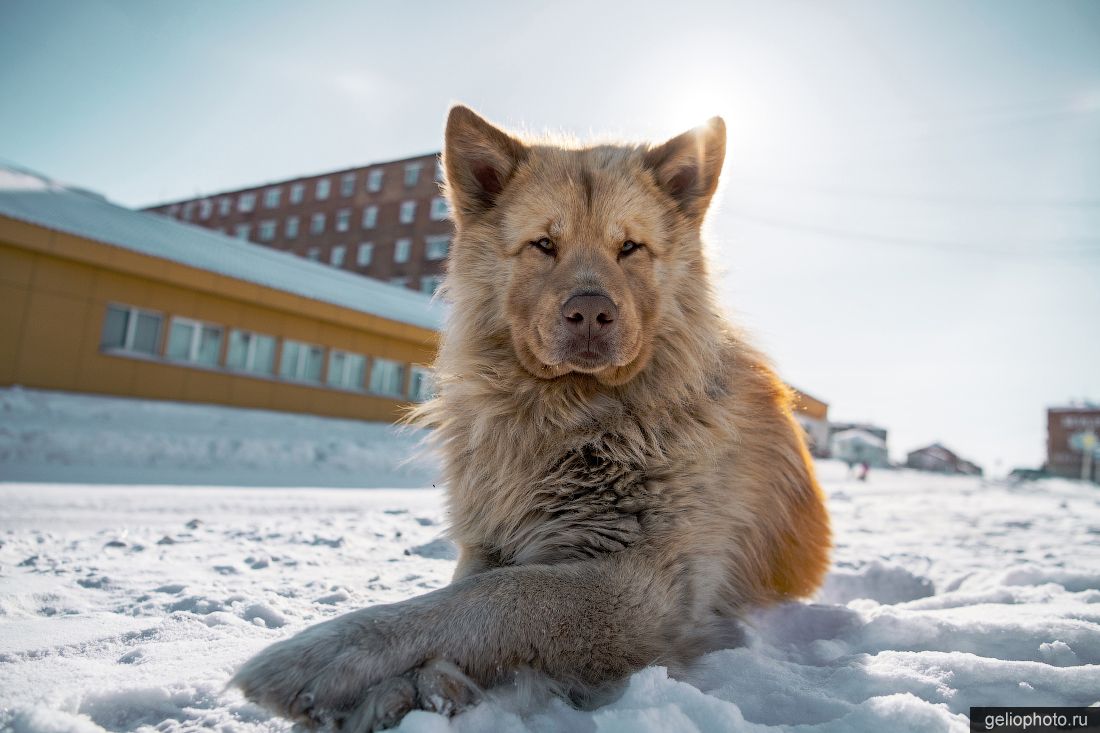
xmin=481 ymin=434 xmax=662 ymax=567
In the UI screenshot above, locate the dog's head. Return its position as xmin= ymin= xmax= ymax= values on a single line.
xmin=442 ymin=106 xmax=725 ymax=387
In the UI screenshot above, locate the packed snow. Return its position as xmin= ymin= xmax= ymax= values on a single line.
xmin=2 ymin=390 xmax=1099 ymax=732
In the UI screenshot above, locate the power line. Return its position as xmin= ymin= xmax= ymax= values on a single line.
xmin=723 ymin=209 xmax=1100 ymax=257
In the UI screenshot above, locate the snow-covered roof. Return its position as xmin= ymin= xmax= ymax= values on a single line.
xmin=831 ymin=428 xmax=887 ymax=448
xmin=0 ymin=165 xmax=443 ymax=332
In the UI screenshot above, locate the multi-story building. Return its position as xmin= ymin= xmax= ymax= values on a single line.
xmin=906 ymin=443 xmax=983 ymax=476
xmin=144 ymin=153 xmax=452 ymax=295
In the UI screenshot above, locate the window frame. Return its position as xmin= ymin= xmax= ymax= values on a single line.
xmin=425 ymin=234 xmax=450 ymax=261
xmin=331 ymin=245 xmax=346 ymax=267
xmin=356 ymin=242 xmax=374 ymax=267
xmin=238 ymin=192 xmax=256 ymax=213
xmin=279 ymin=339 xmax=325 ymax=383
xmin=99 ymin=304 xmax=164 ymax=356
xmin=310 ymin=212 xmax=326 ymax=235
xmin=225 ymin=329 xmax=277 ymax=376
xmin=258 ymin=219 xmax=277 ymax=241
xmin=264 ymin=187 xmax=282 ymax=209
xmin=399 ymin=200 xmax=417 ymax=224
xmin=315 ymin=178 xmax=331 ymax=201
xmin=369 ymin=357 xmax=406 ymax=398
xmin=335 ymin=208 xmax=351 ymax=232
xmin=326 ymin=349 xmax=367 ymax=391
xmin=289 ymin=183 xmax=305 ymax=204
xmin=367 ymin=169 xmax=384 ymax=192
xmin=362 ymin=205 xmax=378 ymax=229
xmin=394 ymin=238 xmax=411 ymax=263
xmin=340 ymin=173 xmax=356 ymax=197
xmin=404 ymin=163 xmax=422 ymax=188
xmin=166 ymin=316 xmax=224 ymax=367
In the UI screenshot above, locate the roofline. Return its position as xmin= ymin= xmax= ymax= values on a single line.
xmin=0 ymin=211 xmax=441 ymax=342
xmin=140 ymin=150 xmax=443 ymax=210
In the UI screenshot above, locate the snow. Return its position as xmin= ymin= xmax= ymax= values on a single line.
xmin=2 ymin=391 xmax=1100 ymax=732
xmin=0 ymin=164 xmax=443 ymax=331
xmin=0 ymin=387 xmax=438 ymax=488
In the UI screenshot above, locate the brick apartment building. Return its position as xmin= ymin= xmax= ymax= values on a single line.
xmin=144 ymin=153 xmax=451 ymax=295
xmin=1046 ymin=405 xmax=1100 ymax=482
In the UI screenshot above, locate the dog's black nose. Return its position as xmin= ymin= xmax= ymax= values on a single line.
xmin=561 ymin=294 xmax=618 ymax=335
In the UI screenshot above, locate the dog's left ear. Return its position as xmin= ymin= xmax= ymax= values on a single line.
xmin=443 ymin=105 xmax=528 ymax=223
xmin=643 ymin=117 xmax=726 ymax=221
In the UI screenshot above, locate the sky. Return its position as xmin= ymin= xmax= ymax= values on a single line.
xmin=2 ymin=0 xmax=1098 ymax=474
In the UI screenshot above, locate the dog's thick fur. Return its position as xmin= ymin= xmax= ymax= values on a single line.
xmin=233 ymin=106 xmax=831 ymax=730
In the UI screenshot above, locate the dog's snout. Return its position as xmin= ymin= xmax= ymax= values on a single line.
xmin=561 ymin=294 xmax=618 ymax=335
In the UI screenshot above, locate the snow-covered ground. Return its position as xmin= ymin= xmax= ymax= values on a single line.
xmin=2 ymin=390 xmax=1099 ymax=732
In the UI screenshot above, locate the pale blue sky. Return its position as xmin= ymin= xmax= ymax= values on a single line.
xmin=2 ymin=0 xmax=1098 ymax=473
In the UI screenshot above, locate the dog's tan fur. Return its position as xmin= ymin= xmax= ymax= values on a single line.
xmin=232 ymin=106 xmax=830 ymax=730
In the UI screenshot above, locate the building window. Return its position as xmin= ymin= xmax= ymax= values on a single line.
xmin=327 ymin=350 xmax=366 ymax=390
xmin=219 ymin=197 xmax=232 ymax=216
xmin=235 ymin=223 xmax=251 ymax=240
xmin=399 ymin=200 xmax=417 ymax=224
xmin=166 ymin=317 xmax=223 ymax=367
xmin=331 ymin=245 xmax=346 ymax=267
xmin=100 ymin=304 xmax=162 ymax=356
xmin=264 ymin=187 xmax=282 ymax=209
xmin=425 ymin=235 xmax=450 ymax=261
xmin=341 ymin=173 xmax=356 ymax=197
xmin=182 ymin=202 xmax=193 ymax=221
xmin=434 ymin=158 xmax=445 ymax=183
xmin=420 ymin=275 xmax=444 ymax=295
xmin=409 ymin=365 xmax=434 ymax=401
xmin=239 ymin=193 xmax=256 ymax=212
xmin=310 ymin=212 xmax=326 ymax=235
xmin=285 ymin=215 xmax=299 ymax=239
xmin=335 ymin=208 xmax=351 ymax=232
xmin=429 ymin=196 xmax=449 ymax=221
xmin=369 ymin=358 xmax=405 ymax=397
xmin=361 ymin=205 xmax=378 ymax=229
xmin=315 ymin=178 xmax=331 ymax=201
xmin=290 ymin=183 xmax=305 ymax=204
xmin=226 ymin=329 xmax=276 ymax=375
xmin=394 ymin=238 xmax=411 ymax=263
xmin=306 ymin=247 xmax=321 ymax=261
xmin=199 ymin=199 xmax=213 ymax=220
xmin=258 ymin=220 xmax=277 ymax=241
xmin=367 ymin=169 xmax=384 ymax=192
xmin=279 ymin=340 xmax=324 ymax=382
xmin=356 ymin=242 xmax=374 ymax=267
xmin=404 ymin=163 xmax=422 ymax=188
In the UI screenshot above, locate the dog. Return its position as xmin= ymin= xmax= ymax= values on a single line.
xmin=232 ymin=105 xmax=831 ymax=730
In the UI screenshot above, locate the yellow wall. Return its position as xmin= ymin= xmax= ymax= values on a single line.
xmin=0 ymin=216 xmax=438 ymax=422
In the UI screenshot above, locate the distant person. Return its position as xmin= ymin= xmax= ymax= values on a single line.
xmin=858 ymin=462 xmax=869 ymax=481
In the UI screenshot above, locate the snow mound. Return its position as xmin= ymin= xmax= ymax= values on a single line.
xmin=0 ymin=387 xmax=438 ymax=488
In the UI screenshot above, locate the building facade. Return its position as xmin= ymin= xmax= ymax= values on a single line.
xmin=1046 ymin=405 xmax=1100 ymax=482
xmin=790 ymin=387 xmax=830 ymax=457
xmin=143 ymin=153 xmax=451 ymax=295
xmin=1 ymin=166 xmax=439 ymax=423
xmin=906 ymin=443 xmax=983 ymax=476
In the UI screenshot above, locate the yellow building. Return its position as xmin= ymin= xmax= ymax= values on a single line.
xmin=0 ymin=166 xmax=440 ymax=422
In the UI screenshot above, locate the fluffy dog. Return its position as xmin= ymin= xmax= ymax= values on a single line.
xmin=233 ymin=105 xmax=831 ymax=730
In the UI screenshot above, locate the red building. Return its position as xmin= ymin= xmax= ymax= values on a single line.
xmin=144 ymin=153 xmax=451 ymax=295
xmin=1046 ymin=405 xmax=1100 ymax=482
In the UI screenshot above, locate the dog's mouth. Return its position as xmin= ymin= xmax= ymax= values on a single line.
xmin=566 ymin=350 xmax=610 ymax=372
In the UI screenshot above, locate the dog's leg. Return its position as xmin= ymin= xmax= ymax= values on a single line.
xmin=232 ymin=553 xmax=687 ymax=728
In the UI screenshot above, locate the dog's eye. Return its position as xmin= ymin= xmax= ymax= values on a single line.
xmin=531 ymin=237 xmax=556 ymax=256
xmin=620 ymin=240 xmax=643 ymax=257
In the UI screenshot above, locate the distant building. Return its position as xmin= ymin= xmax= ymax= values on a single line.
xmin=906 ymin=443 xmax=983 ymax=476
xmin=789 ymin=387 xmax=829 ymax=457
xmin=829 ymin=422 xmax=888 ymax=444
xmin=0 ymin=165 xmax=439 ymax=423
xmin=1046 ymin=405 xmax=1100 ymax=483
xmin=143 ymin=153 xmax=452 ymax=295
xmin=830 ymin=428 xmax=889 ymax=467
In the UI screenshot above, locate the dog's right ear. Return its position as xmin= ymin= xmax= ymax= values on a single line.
xmin=443 ymin=105 xmax=527 ymax=221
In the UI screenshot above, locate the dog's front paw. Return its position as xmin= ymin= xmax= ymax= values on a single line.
xmin=335 ymin=659 xmax=481 ymax=731
xmin=232 ymin=608 xmax=412 ymax=727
